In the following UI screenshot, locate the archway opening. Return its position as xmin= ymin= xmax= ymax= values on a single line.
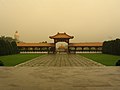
xmin=56 ymin=42 xmax=68 ymax=53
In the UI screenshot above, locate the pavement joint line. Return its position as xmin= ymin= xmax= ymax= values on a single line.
xmin=15 ymin=54 xmax=105 ymax=67
xmin=77 ymin=55 xmax=105 ymax=67
xmin=15 ymin=55 xmax=46 ymax=67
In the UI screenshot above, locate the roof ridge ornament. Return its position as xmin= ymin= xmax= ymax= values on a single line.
xmin=49 ymin=32 xmax=74 ymax=39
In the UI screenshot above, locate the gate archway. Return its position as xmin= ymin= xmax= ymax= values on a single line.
xmin=49 ymin=32 xmax=74 ymax=53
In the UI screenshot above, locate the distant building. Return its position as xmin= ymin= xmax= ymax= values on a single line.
xmin=17 ymin=32 xmax=103 ymax=53
xmin=57 ymin=44 xmax=66 ymax=52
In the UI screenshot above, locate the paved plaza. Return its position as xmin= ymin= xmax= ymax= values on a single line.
xmin=16 ymin=54 xmax=104 ymax=67
xmin=0 ymin=54 xmax=120 ymax=90
xmin=0 ymin=67 xmax=120 ymax=90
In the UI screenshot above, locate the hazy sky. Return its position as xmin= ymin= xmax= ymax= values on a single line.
xmin=0 ymin=0 xmax=120 ymax=43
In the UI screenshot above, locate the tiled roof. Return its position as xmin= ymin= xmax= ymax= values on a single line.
xmin=49 ymin=32 xmax=74 ymax=39
xmin=17 ymin=42 xmax=103 ymax=47
xmin=17 ymin=43 xmax=55 ymax=47
xmin=69 ymin=42 xmax=103 ymax=47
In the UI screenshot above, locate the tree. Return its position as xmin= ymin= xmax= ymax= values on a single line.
xmin=102 ymin=39 xmax=120 ymax=55
xmin=0 ymin=36 xmax=20 ymax=56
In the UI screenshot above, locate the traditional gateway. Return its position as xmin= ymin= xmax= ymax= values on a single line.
xmin=17 ymin=32 xmax=103 ymax=54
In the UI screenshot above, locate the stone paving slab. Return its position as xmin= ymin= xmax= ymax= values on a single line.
xmin=0 ymin=67 xmax=120 ymax=90
xmin=16 ymin=54 xmax=104 ymax=67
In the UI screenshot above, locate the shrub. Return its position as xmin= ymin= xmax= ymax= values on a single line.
xmin=116 ymin=60 xmax=120 ymax=66
xmin=0 ymin=60 xmax=4 ymax=66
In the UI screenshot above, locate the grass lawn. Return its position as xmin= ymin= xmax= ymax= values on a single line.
xmin=80 ymin=53 xmax=120 ymax=66
xmin=0 ymin=54 xmax=44 ymax=66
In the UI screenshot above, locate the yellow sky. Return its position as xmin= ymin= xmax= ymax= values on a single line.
xmin=0 ymin=0 xmax=120 ymax=42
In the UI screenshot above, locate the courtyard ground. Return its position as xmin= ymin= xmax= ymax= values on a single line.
xmin=0 ymin=67 xmax=120 ymax=90
xmin=0 ymin=54 xmax=43 ymax=66
xmin=0 ymin=54 xmax=120 ymax=90
xmin=15 ymin=54 xmax=104 ymax=67
xmin=80 ymin=53 xmax=120 ymax=66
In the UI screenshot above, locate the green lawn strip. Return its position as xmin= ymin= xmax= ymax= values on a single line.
xmin=0 ymin=54 xmax=45 ymax=66
xmin=80 ymin=53 xmax=120 ymax=66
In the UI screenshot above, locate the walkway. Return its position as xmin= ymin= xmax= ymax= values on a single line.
xmin=1 ymin=54 xmax=120 ymax=90
xmin=0 ymin=67 xmax=120 ymax=90
xmin=16 ymin=54 xmax=104 ymax=67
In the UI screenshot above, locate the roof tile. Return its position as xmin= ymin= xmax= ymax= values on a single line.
xmin=49 ymin=32 xmax=74 ymax=39
xmin=17 ymin=43 xmax=55 ymax=47
xmin=69 ymin=42 xmax=103 ymax=47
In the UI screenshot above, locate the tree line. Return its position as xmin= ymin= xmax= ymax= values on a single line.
xmin=0 ymin=36 xmax=19 ymax=56
xmin=102 ymin=39 xmax=120 ymax=55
